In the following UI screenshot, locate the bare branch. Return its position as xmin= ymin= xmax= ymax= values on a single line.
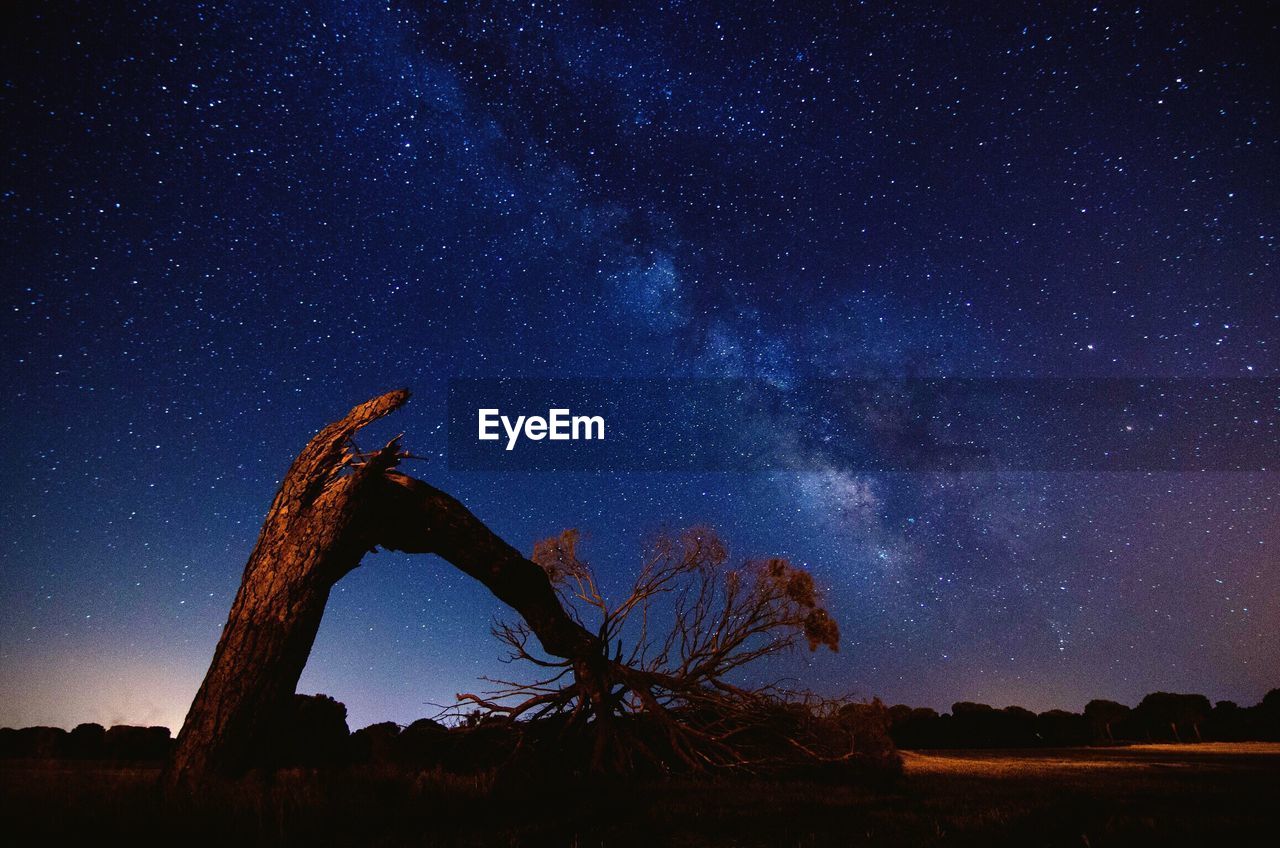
xmin=473 ymin=526 xmax=844 ymax=773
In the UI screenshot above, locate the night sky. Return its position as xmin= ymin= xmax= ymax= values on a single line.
xmin=2 ymin=1 xmax=1277 ymax=733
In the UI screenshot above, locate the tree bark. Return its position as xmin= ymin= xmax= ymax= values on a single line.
xmin=164 ymin=390 xmax=602 ymax=790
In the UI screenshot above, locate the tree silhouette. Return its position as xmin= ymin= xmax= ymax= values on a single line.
xmin=1135 ymin=693 xmax=1211 ymax=742
xmin=1084 ymin=699 xmax=1131 ymax=742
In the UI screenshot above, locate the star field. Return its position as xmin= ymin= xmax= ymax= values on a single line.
xmin=1 ymin=1 xmax=1276 ymax=731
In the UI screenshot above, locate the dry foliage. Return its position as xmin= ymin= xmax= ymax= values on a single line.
xmin=453 ymin=527 xmax=858 ymax=774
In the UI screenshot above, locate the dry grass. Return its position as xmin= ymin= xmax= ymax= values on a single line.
xmin=904 ymin=751 xmax=1153 ymax=775
xmin=1125 ymin=741 xmax=1280 ymax=754
xmin=904 ymin=741 xmax=1280 ymax=777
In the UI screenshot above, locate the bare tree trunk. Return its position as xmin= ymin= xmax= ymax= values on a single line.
xmin=164 ymin=390 xmax=603 ymax=790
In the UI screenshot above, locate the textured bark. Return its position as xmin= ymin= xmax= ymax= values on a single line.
xmin=164 ymin=390 xmax=601 ymax=789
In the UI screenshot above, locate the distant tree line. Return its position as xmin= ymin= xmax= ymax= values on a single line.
xmin=2 ymin=688 xmax=1276 ymax=764
xmin=0 ymin=723 xmax=172 ymax=761
xmin=0 ymin=693 xmax=897 ymax=777
xmin=887 ymin=689 xmax=1280 ymax=749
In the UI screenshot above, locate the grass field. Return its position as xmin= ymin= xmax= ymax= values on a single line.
xmin=903 ymin=741 xmax=1280 ymax=775
xmin=2 ymin=743 xmax=1277 ymax=846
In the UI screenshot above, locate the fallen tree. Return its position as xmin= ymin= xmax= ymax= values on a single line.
xmin=164 ymin=390 xmax=848 ymax=788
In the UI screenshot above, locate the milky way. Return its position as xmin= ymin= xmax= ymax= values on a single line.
xmin=2 ymin=2 xmax=1276 ymax=731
